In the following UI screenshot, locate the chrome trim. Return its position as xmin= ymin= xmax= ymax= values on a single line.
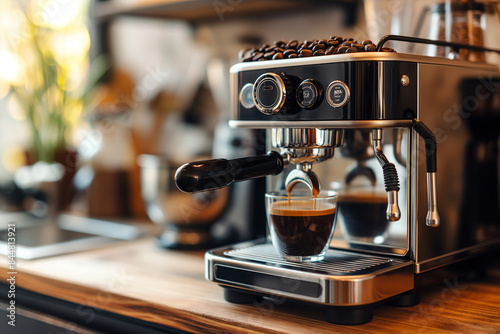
xmin=401 ymin=74 xmax=410 ymax=87
xmin=271 ymin=128 xmax=343 ymax=148
xmin=285 ymin=168 xmax=321 ymax=197
xmin=253 ymin=73 xmax=286 ymax=115
xmin=326 ymin=80 xmax=350 ymax=108
xmin=330 ymin=239 xmax=409 ymax=256
xmin=378 ymin=63 xmax=385 ymax=119
xmin=229 ymin=52 xmax=499 ymax=73
xmin=387 ymin=190 xmax=401 ymax=222
xmin=425 ymin=172 xmax=440 ymax=227
xmin=415 ymin=238 xmax=500 ymax=273
xmin=206 ymin=241 xmax=414 ymax=306
xmin=229 ymin=120 xmax=414 ymax=129
xmin=280 ymin=147 xmax=335 ymax=165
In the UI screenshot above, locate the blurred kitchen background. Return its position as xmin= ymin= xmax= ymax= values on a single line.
xmin=1 ymin=0 xmax=499 ymax=255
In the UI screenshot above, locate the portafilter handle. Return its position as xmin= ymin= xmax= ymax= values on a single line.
xmin=175 ymin=151 xmax=285 ymax=193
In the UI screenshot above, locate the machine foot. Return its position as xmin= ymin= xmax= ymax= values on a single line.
xmin=389 ymin=289 xmax=421 ymax=307
xmin=223 ymin=288 xmax=260 ymax=304
xmin=323 ymin=306 xmax=373 ymax=325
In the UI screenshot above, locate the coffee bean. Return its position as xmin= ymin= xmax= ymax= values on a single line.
xmin=327 ymin=39 xmax=339 ymax=46
xmin=364 ymin=44 xmax=377 ymax=52
xmin=240 ymin=35 xmax=398 ymax=62
xmin=313 ymin=49 xmax=326 ymax=56
xmin=312 ymin=44 xmax=325 ymax=52
xmin=264 ymin=51 xmax=276 ymax=59
xmin=272 ymin=52 xmax=284 ymax=60
xmin=252 ymin=52 xmax=264 ymax=60
xmin=238 ymin=48 xmax=249 ymax=61
xmin=300 ymin=49 xmax=313 ymax=57
xmin=337 ymin=46 xmax=349 ymax=54
xmin=287 ymin=40 xmax=298 ymax=49
xmin=353 ymin=43 xmax=364 ymax=51
xmin=330 ymin=35 xmax=343 ymax=43
xmin=325 ymin=46 xmax=336 ymax=55
xmin=258 ymin=44 xmax=269 ymax=52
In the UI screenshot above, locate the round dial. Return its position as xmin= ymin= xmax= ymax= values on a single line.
xmin=296 ymin=79 xmax=323 ymax=110
xmin=253 ymin=73 xmax=292 ymax=115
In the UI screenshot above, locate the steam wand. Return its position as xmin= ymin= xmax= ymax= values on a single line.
xmin=372 ymin=129 xmax=401 ymax=222
xmin=412 ymin=119 xmax=440 ymax=227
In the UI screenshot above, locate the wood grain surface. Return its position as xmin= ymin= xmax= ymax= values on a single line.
xmin=1 ymin=239 xmax=500 ymax=333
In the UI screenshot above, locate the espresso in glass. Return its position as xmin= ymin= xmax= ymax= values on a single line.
xmin=339 ymin=192 xmax=389 ymax=239
xmin=266 ymin=191 xmax=338 ymax=262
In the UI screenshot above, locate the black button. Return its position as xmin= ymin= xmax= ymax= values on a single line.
xmin=256 ymin=78 xmax=280 ymax=108
xmin=297 ymin=79 xmax=323 ymax=110
xmin=327 ymin=81 xmax=350 ymax=108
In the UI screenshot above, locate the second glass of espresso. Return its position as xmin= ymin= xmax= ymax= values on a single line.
xmin=337 ymin=184 xmax=390 ymax=244
xmin=266 ymin=191 xmax=339 ymax=262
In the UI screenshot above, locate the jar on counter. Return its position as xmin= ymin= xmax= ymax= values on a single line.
xmin=428 ymin=1 xmax=486 ymax=62
xmin=449 ymin=1 xmax=486 ymax=62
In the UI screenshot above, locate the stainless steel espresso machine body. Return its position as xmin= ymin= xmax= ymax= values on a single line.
xmin=175 ymin=36 xmax=500 ymax=324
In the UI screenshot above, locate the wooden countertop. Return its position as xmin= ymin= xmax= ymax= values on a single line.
xmin=1 ymin=238 xmax=500 ymax=333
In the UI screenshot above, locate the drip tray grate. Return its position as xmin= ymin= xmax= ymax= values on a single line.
xmin=224 ymin=243 xmax=401 ymax=275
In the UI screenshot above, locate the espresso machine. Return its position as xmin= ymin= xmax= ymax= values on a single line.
xmin=175 ymin=35 xmax=500 ymax=324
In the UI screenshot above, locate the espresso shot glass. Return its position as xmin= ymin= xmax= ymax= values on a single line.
xmin=265 ymin=190 xmax=339 ymax=262
xmin=337 ymin=184 xmax=390 ymax=244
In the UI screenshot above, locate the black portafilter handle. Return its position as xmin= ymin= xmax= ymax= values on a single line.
xmin=175 ymin=151 xmax=285 ymax=193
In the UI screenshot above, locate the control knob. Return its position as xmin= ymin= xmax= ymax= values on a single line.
xmin=253 ymin=73 xmax=295 ymax=115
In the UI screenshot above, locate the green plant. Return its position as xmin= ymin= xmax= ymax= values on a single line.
xmin=0 ymin=0 xmax=107 ymax=163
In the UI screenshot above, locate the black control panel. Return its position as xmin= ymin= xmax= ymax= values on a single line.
xmin=235 ymin=60 xmax=417 ymax=121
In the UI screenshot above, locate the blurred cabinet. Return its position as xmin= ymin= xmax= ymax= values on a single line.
xmin=92 ymin=0 xmax=359 ymax=25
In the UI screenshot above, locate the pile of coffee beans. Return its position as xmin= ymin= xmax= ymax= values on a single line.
xmin=239 ymin=36 xmax=396 ymax=62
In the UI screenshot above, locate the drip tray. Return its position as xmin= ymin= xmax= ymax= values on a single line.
xmin=224 ymin=243 xmax=395 ymax=275
xmin=206 ymin=240 xmax=415 ymax=305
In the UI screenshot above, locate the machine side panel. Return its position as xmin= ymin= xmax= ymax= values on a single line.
xmin=415 ymin=63 xmax=500 ymax=271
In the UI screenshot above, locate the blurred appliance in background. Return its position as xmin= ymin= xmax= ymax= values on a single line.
xmin=364 ymin=0 xmax=500 ymax=61
xmin=138 ymin=141 xmax=267 ymax=249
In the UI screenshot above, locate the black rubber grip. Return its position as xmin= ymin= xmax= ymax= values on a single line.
xmin=175 ymin=151 xmax=284 ymax=193
xmin=412 ymin=119 xmax=437 ymax=173
xmin=382 ymin=163 xmax=400 ymax=192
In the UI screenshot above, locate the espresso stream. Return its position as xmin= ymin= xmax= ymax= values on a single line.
xmin=270 ymin=200 xmax=336 ymax=256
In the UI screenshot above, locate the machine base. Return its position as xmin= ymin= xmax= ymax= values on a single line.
xmin=222 ymin=286 xmax=378 ymax=325
xmin=205 ymin=240 xmax=415 ymax=324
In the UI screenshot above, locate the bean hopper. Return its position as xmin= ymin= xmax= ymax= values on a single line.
xmin=175 ymin=36 xmax=500 ymax=324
